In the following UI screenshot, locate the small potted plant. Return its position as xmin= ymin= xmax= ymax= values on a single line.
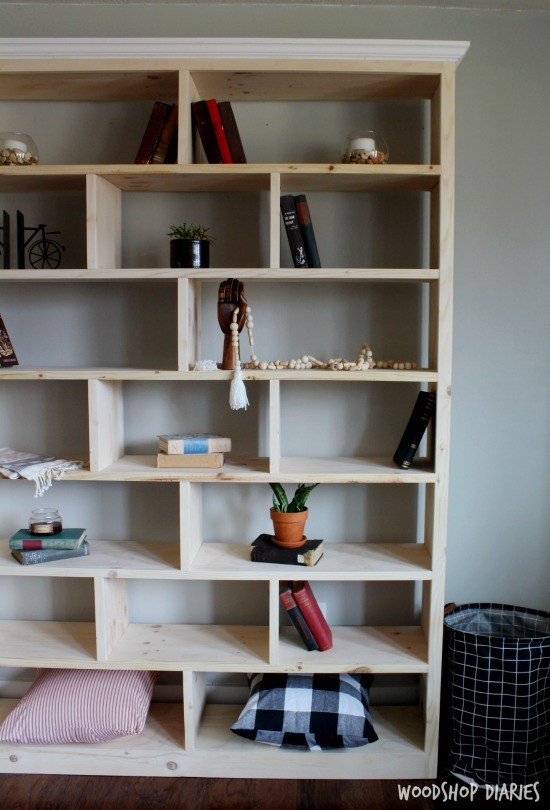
xmin=167 ymin=222 xmax=214 ymax=269
xmin=269 ymin=483 xmax=318 ymax=548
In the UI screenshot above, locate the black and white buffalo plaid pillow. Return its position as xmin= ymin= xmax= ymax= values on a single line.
xmin=230 ymin=673 xmax=378 ymax=750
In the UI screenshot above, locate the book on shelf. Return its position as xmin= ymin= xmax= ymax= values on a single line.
xmin=0 ymin=313 xmax=18 ymax=367
xmin=294 ymin=194 xmax=321 ymax=268
xmin=158 ymin=433 xmax=231 ymax=455
xmin=9 ymin=527 xmax=88 ymax=551
xmin=1 ymin=210 xmax=10 ymax=269
xmin=135 ymin=101 xmax=173 ymax=164
xmin=156 ymin=452 xmax=224 ymax=469
xmin=151 ymin=104 xmax=179 ymax=164
xmin=280 ymin=195 xmax=309 ymax=268
xmin=217 ymin=101 xmax=247 ymax=163
xmin=393 ymin=391 xmax=436 ymax=469
xmin=191 ymin=100 xmax=223 ymax=163
xmin=280 ymin=584 xmax=319 ymax=651
xmin=292 ymin=581 xmax=333 ymax=651
xmin=205 ymin=99 xmax=233 ymax=163
xmin=11 ymin=541 xmax=91 ymax=566
xmin=251 ymin=534 xmax=324 ymax=567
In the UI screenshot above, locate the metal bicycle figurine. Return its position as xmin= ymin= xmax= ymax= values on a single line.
xmin=16 ymin=210 xmax=65 ymax=269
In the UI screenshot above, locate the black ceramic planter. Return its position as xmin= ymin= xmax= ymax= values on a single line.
xmin=170 ymin=238 xmax=210 ymax=269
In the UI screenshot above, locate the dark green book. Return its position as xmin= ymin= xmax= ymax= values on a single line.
xmin=9 ymin=528 xmax=87 ymax=551
xmin=251 ymin=534 xmax=323 ymax=567
xmin=11 ymin=541 xmax=90 ymax=566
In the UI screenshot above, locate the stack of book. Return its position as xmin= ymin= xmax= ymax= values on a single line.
xmin=9 ymin=528 xmax=89 ymax=566
xmin=280 ymin=194 xmax=321 ymax=268
xmin=157 ymin=433 xmax=231 ymax=469
xmin=251 ymin=534 xmax=323 ymax=567
xmin=135 ymin=102 xmax=179 ymax=164
xmin=280 ymin=581 xmax=333 ymax=652
xmin=191 ymin=99 xmax=247 ymax=164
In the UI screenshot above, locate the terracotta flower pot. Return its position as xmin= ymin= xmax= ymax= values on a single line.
xmin=270 ymin=507 xmax=308 ymax=548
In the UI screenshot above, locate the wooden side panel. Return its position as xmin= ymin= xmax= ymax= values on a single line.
xmin=88 ymin=380 xmax=124 ymax=472
xmin=179 ymin=70 xmax=200 ymax=165
xmin=270 ymin=173 xmax=281 ymax=269
xmin=86 ymin=174 xmax=121 ymax=270
xmin=95 ymin=577 xmax=129 ymax=660
xmin=269 ymin=380 xmax=281 ymax=475
xmin=183 ymin=670 xmax=206 ymax=752
xmin=269 ymin=579 xmax=280 ymax=666
xmin=180 ymin=481 xmax=202 ymax=572
xmin=178 ymin=277 xmax=201 ymax=371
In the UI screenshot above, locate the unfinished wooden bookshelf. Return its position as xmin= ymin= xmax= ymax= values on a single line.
xmin=0 ymin=37 xmax=468 ymax=779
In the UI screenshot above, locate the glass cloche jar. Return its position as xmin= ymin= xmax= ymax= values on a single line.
xmin=0 ymin=132 xmax=39 ymax=165
xmin=342 ymin=131 xmax=388 ymax=165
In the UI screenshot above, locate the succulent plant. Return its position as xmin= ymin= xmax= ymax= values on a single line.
xmin=269 ymin=483 xmax=319 ymax=513
xmin=167 ymin=223 xmax=214 ymax=243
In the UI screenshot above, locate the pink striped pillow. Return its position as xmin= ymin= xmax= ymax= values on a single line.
xmin=0 ymin=668 xmax=158 ymax=744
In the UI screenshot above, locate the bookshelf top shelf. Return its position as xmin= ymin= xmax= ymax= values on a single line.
xmin=0 ymin=164 xmax=441 ymax=193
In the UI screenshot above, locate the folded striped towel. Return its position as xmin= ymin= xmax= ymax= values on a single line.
xmin=0 ymin=447 xmax=84 ymax=497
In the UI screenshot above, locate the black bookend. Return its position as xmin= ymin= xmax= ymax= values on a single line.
xmin=16 ymin=210 xmax=25 ymax=269
xmin=1 ymin=210 xmax=10 ymax=269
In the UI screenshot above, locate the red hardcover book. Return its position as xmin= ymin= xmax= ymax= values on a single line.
xmin=291 ymin=581 xmax=333 ymax=651
xmin=280 ymin=585 xmax=319 ymax=651
xmin=191 ymin=100 xmax=223 ymax=163
xmin=217 ymin=101 xmax=247 ymax=163
xmin=205 ymin=99 xmax=233 ymax=163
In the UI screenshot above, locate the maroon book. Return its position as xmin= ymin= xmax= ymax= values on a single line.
xmin=217 ymin=101 xmax=247 ymax=163
xmin=135 ymin=102 xmax=171 ymax=164
xmin=191 ymin=100 xmax=223 ymax=163
xmin=292 ymin=581 xmax=333 ymax=651
xmin=205 ymin=99 xmax=233 ymax=163
xmin=0 ymin=314 xmax=18 ymax=367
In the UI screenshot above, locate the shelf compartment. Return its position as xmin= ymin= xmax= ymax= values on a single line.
xmin=108 ymin=624 xmax=270 ymax=671
xmin=0 ymin=621 xmax=97 ymax=667
xmin=0 ymin=542 xmax=180 ymax=579
xmin=0 ymin=699 xmax=186 ymax=777
xmin=194 ymin=703 xmax=425 ymax=779
xmin=189 ymin=542 xmax=432 ymax=581
xmin=279 ymin=625 xmax=428 ymax=673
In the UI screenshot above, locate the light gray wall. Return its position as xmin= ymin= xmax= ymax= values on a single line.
xmin=1 ymin=4 xmax=549 ymax=638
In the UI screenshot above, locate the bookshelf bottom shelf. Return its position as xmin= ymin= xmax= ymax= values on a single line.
xmin=0 ymin=700 xmax=427 ymax=778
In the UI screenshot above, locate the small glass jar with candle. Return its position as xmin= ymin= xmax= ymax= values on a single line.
xmin=29 ymin=508 xmax=62 ymax=535
xmin=0 ymin=132 xmax=39 ymax=165
xmin=342 ymin=131 xmax=389 ymax=165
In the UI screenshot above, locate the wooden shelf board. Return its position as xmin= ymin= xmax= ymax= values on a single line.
xmin=195 ymin=704 xmax=426 ymax=779
xmin=0 ymin=700 xmax=425 ymax=778
xmin=279 ymin=625 xmax=428 ymax=673
xmin=0 ymin=70 xmax=180 ymax=101
xmin=191 ymin=542 xmax=432 ymax=581
xmin=0 ymin=621 xmax=97 ymax=667
xmin=63 ymin=455 xmax=434 ymax=483
xmin=0 ymin=541 xmax=181 ymax=578
xmin=108 ymin=624 xmax=270 ymax=670
xmin=0 ymin=267 xmax=439 ymax=282
xmin=0 ymin=163 xmax=440 ymax=193
xmin=0 ymin=366 xmax=438 ymax=382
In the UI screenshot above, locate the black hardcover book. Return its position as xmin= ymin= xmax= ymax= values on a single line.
xmin=251 ymin=534 xmax=323 ymax=567
xmin=191 ymin=100 xmax=223 ymax=163
xmin=393 ymin=391 xmax=436 ymax=469
xmin=16 ymin=209 xmax=25 ymax=269
xmin=280 ymin=195 xmax=309 ymax=268
xmin=294 ymin=194 xmax=321 ymax=267
xmin=1 ymin=210 xmax=10 ymax=269
xmin=217 ymin=101 xmax=247 ymax=163
xmin=280 ymin=584 xmax=319 ymax=651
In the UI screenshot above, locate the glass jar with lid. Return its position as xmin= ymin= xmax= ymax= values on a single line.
xmin=0 ymin=132 xmax=39 ymax=165
xmin=29 ymin=508 xmax=62 ymax=535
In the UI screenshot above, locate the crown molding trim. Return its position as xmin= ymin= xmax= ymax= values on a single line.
xmin=0 ymin=37 xmax=470 ymax=64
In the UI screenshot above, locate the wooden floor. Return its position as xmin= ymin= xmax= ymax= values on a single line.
xmin=0 ymin=775 xmax=547 ymax=809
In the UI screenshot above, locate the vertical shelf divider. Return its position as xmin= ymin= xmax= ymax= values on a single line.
xmin=95 ymin=576 xmax=129 ymax=661
xmin=88 ymin=379 xmax=124 ymax=472
xmin=86 ymin=175 xmax=121 ymax=270
xmin=178 ymin=277 xmax=201 ymax=371
xmin=269 ymin=380 xmax=281 ymax=475
xmin=183 ymin=670 xmax=207 ymax=751
xmin=269 ymin=579 xmax=281 ymax=666
xmin=180 ymin=481 xmax=202 ymax=572
xmin=178 ymin=70 xmax=200 ymax=165
xmin=269 ymin=173 xmax=281 ymax=269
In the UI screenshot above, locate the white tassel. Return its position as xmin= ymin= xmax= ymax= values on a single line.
xmin=230 ymin=365 xmax=249 ymax=410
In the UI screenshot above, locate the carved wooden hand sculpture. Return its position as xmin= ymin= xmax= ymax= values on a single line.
xmin=218 ymin=278 xmax=247 ymax=370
